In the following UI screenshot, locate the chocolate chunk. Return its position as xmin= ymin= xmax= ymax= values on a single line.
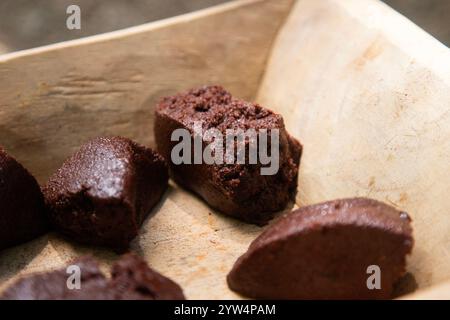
xmin=43 ymin=137 xmax=168 ymax=249
xmin=0 ymin=257 xmax=111 ymax=300
xmin=227 ymin=198 xmax=414 ymax=299
xmin=155 ymin=85 xmax=302 ymax=225
xmin=0 ymin=147 xmax=48 ymax=251
xmin=0 ymin=253 xmax=185 ymax=300
xmin=110 ymin=253 xmax=186 ymax=300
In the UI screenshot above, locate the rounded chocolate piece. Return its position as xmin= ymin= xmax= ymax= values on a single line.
xmin=43 ymin=136 xmax=168 ymax=249
xmin=1 ymin=253 xmax=185 ymax=300
xmin=110 ymin=253 xmax=185 ymax=300
xmin=155 ymin=85 xmax=302 ymax=225
xmin=227 ymin=198 xmax=414 ymax=299
xmin=0 ymin=147 xmax=48 ymax=251
xmin=0 ymin=257 xmax=110 ymax=300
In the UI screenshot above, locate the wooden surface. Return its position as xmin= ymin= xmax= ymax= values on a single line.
xmin=402 ymin=279 xmax=450 ymax=300
xmin=0 ymin=0 xmax=292 ymax=183
xmin=258 ymin=0 xmax=450 ymax=297
xmin=382 ymin=0 xmax=450 ymax=47
xmin=1 ymin=0 xmax=450 ymax=299
xmin=0 ymin=0 xmax=294 ymax=299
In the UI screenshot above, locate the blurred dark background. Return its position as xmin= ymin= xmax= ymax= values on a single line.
xmin=0 ymin=0 xmax=449 ymax=54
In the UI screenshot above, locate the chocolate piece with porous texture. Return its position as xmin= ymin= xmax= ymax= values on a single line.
xmin=227 ymin=198 xmax=414 ymax=299
xmin=43 ymin=136 xmax=168 ymax=249
xmin=0 ymin=147 xmax=48 ymax=251
xmin=155 ymin=85 xmax=302 ymax=225
xmin=0 ymin=254 xmax=185 ymax=300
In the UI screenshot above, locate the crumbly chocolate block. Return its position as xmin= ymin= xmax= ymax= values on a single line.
xmin=0 ymin=254 xmax=185 ymax=300
xmin=0 ymin=147 xmax=48 ymax=251
xmin=227 ymin=198 xmax=414 ymax=299
xmin=155 ymin=85 xmax=302 ymax=225
xmin=43 ymin=136 xmax=168 ymax=249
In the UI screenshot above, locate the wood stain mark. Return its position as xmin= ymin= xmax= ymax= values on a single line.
xmin=398 ymin=192 xmax=408 ymax=203
xmin=352 ymin=37 xmax=384 ymax=69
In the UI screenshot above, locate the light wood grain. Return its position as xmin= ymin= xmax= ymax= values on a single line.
xmin=1 ymin=0 xmax=450 ymax=300
xmin=0 ymin=0 xmax=293 ymax=183
xmin=0 ymin=0 xmax=294 ymax=299
xmin=258 ymin=0 xmax=450 ymax=297
xmin=401 ymin=279 xmax=450 ymax=300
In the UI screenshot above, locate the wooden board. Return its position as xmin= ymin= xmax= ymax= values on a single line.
xmin=0 ymin=0 xmax=294 ymax=300
xmin=402 ymin=279 xmax=450 ymax=300
xmin=258 ymin=0 xmax=450 ymax=298
xmin=0 ymin=0 xmax=293 ymax=183
xmin=1 ymin=0 xmax=450 ymax=299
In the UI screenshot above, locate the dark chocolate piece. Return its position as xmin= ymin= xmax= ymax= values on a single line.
xmin=227 ymin=198 xmax=414 ymax=299
xmin=0 ymin=257 xmax=111 ymax=300
xmin=43 ymin=136 xmax=168 ymax=249
xmin=0 ymin=253 xmax=185 ymax=300
xmin=0 ymin=147 xmax=48 ymax=251
xmin=155 ymin=85 xmax=302 ymax=225
xmin=110 ymin=253 xmax=186 ymax=300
